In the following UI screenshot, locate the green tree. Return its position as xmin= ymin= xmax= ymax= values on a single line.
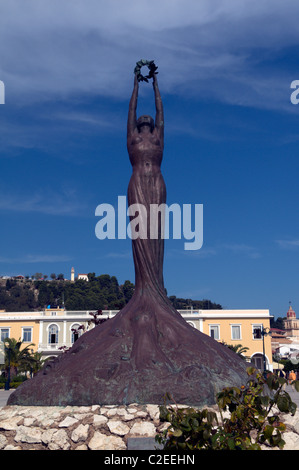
xmin=30 ymin=351 xmax=45 ymax=376
xmin=121 ymin=280 xmax=135 ymax=303
xmin=270 ymin=317 xmax=286 ymax=330
xmin=221 ymin=342 xmax=250 ymax=360
xmin=4 ymin=338 xmax=35 ymax=377
xmin=33 ymin=273 xmax=43 ymax=280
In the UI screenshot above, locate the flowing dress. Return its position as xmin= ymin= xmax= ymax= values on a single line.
xmin=127 ymin=130 xmax=166 ymax=298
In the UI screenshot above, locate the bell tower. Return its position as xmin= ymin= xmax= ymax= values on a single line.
xmin=284 ymin=304 xmax=299 ymax=338
xmin=71 ymin=267 xmax=75 ymax=282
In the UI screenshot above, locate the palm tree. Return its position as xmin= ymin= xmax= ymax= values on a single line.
xmin=30 ymin=351 xmax=45 ymax=376
xmin=221 ymin=342 xmax=250 ymax=360
xmin=4 ymin=337 xmax=35 ymax=377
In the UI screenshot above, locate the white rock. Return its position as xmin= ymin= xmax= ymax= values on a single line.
xmin=4 ymin=445 xmax=22 ymax=450
xmin=283 ymin=431 xmax=299 ymax=451
xmin=0 ymin=434 xmax=8 ymax=450
xmin=93 ymin=414 xmax=108 ymax=428
xmin=127 ymin=407 xmax=138 ymax=414
xmin=106 ymin=408 xmax=126 ymax=417
xmin=41 ymin=429 xmax=57 ymax=445
xmin=91 ymin=405 xmax=100 ymax=412
xmin=129 ymin=422 xmax=156 ymax=437
xmin=106 ymin=408 xmax=136 ymax=421
xmin=146 ymin=404 xmax=160 ymax=421
xmin=71 ymin=424 xmax=89 ymax=443
xmin=23 ymin=418 xmax=36 ymax=426
xmin=0 ymin=416 xmax=23 ymax=431
xmin=14 ymin=425 xmax=43 ymax=444
xmin=76 ymin=406 xmax=91 ymax=413
xmin=25 ymin=408 xmax=44 ymax=418
xmin=88 ymin=431 xmax=126 ymax=450
xmin=122 ymin=413 xmax=135 ymax=421
xmin=158 ymin=422 xmax=171 ymax=432
xmin=59 ymin=416 xmax=79 ymax=427
xmin=73 ymin=413 xmax=91 ymax=420
xmin=36 ymin=417 xmax=55 ymax=427
xmin=49 ymin=429 xmax=70 ymax=450
xmin=107 ymin=420 xmax=130 ymax=436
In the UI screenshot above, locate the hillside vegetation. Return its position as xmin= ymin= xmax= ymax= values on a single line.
xmin=0 ymin=274 xmax=222 ymax=312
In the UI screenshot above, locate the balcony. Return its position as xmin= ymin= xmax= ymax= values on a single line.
xmin=38 ymin=343 xmax=73 ymax=355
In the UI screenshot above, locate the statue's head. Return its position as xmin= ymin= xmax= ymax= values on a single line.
xmin=137 ymin=115 xmax=154 ymax=132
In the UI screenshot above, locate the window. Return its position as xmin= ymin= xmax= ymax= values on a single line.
xmin=48 ymin=324 xmax=58 ymax=344
xmin=209 ymin=325 xmax=220 ymax=340
xmin=231 ymin=325 xmax=241 ymax=340
xmin=0 ymin=328 xmax=9 ymax=342
xmin=22 ymin=328 xmax=32 ymax=342
xmin=253 ymin=325 xmax=262 ymax=339
xmin=71 ymin=324 xmax=82 ymax=344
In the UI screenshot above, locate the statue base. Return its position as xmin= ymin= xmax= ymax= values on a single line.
xmin=8 ymin=298 xmax=249 ymax=407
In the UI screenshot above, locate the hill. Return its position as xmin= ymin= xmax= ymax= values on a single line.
xmin=0 ymin=274 xmax=222 ymax=312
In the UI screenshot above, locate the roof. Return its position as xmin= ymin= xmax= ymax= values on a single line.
xmin=271 ymin=337 xmax=292 ymax=344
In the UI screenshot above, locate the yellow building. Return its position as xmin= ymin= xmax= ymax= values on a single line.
xmin=180 ymin=309 xmax=273 ymax=370
xmin=0 ymin=308 xmax=273 ymax=371
xmin=0 ymin=311 xmax=42 ymax=352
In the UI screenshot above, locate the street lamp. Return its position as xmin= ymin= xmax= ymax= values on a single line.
xmin=4 ymin=346 xmax=11 ymax=391
xmin=261 ymin=326 xmax=272 ymax=377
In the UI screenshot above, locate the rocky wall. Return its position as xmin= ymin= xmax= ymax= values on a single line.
xmin=0 ymin=402 xmax=299 ymax=450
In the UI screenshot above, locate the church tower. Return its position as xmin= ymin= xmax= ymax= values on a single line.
xmin=284 ymin=304 xmax=299 ymax=338
xmin=71 ymin=267 xmax=75 ymax=282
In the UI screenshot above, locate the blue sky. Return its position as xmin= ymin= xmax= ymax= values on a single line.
xmin=1 ymin=0 xmax=299 ymax=318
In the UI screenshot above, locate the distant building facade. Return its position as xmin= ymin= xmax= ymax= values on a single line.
xmin=284 ymin=305 xmax=299 ymax=339
xmin=0 ymin=308 xmax=273 ymax=370
xmin=272 ymin=305 xmax=299 ymax=361
xmin=70 ymin=267 xmax=88 ymax=282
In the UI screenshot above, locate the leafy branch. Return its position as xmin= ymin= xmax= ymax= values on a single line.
xmin=156 ymin=367 xmax=299 ymax=450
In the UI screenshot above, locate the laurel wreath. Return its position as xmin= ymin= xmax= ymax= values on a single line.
xmin=134 ymin=59 xmax=158 ymax=82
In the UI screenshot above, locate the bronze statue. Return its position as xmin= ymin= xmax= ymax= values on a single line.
xmin=127 ymin=72 xmax=165 ymax=296
xmin=8 ymin=63 xmax=248 ymax=407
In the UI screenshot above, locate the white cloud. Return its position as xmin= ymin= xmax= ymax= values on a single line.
xmin=276 ymin=239 xmax=299 ymax=249
xmin=0 ymin=254 xmax=72 ymax=264
xmin=222 ymin=243 xmax=261 ymax=258
xmin=0 ymin=0 xmax=298 ymax=109
xmin=0 ymin=189 xmax=88 ymax=216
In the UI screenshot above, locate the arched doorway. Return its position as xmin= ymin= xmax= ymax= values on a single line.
xmin=251 ymin=353 xmax=268 ymax=371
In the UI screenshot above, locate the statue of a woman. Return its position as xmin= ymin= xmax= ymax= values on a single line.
xmin=127 ymin=72 xmax=166 ymax=296
xmin=8 ymin=67 xmax=248 ymax=408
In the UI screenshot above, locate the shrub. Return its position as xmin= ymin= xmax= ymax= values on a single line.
xmin=0 ymin=381 xmax=23 ymax=389
xmin=156 ymin=367 xmax=299 ymax=450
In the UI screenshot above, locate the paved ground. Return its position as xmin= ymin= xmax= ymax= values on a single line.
xmin=0 ymin=390 xmax=13 ymax=407
xmin=286 ymin=384 xmax=299 ymax=406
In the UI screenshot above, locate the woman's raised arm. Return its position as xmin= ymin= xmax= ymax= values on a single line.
xmin=153 ymin=74 xmax=164 ymax=143
xmin=127 ymin=74 xmax=138 ymax=138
